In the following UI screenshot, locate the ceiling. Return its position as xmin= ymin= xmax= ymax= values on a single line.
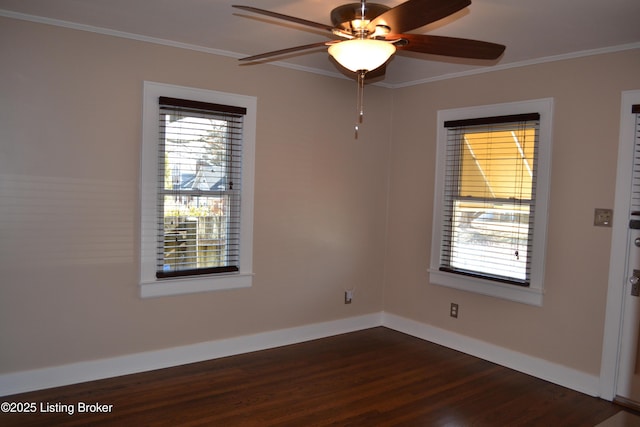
xmin=1 ymin=0 xmax=639 ymax=87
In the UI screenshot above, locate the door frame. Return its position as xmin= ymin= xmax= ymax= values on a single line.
xmin=600 ymin=90 xmax=640 ymax=400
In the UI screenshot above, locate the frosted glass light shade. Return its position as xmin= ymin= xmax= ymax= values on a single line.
xmin=328 ymin=39 xmax=396 ymax=72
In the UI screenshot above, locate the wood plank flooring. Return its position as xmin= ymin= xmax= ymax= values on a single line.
xmin=0 ymin=327 xmax=626 ymax=426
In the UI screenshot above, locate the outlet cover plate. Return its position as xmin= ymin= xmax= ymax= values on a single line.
xmin=450 ymin=303 xmax=459 ymax=318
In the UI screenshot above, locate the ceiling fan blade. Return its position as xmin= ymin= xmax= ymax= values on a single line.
xmin=233 ymin=5 xmax=335 ymax=33
xmin=389 ymin=33 xmax=505 ymax=60
xmin=369 ymin=0 xmax=470 ymax=34
xmin=239 ymin=41 xmax=331 ymax=62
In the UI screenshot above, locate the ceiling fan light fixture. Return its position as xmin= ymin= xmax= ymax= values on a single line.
xmin=233 ymin=0 xmax=505 ymax=138
xmin=350 ymin=18 xmax=370 ymax=32
xmin=328 ymin=39 xmax=396 ymax=73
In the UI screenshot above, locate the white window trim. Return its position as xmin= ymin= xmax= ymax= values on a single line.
xmin=429 ymin=98 xmax=554 ymax=306
xmin=140 ymin=81 xmax=256 ymax=298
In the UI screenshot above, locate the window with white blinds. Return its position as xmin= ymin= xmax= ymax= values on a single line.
xmin=631 ymin=104 xmax=640 ymax=215
xmin=430 ymin=99 xmax=553 ymax=306
xmin=140 ymin=82 xmax=256 ymax=298
xmin=157 ymin=97 xmax=245 ymax=279
xmin=440 ymin=113 xmax=539 ymax=286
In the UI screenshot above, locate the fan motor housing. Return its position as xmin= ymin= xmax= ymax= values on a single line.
xmin=330 ymin=3 xmax=390 ymax=30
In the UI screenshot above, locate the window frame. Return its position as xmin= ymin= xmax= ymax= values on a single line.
xmin=429 ymin=98 xmax=554 ymax=306
xmin=140 ymin=81 xmax=256 ymax=298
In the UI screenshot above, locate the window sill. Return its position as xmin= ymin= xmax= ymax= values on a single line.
xmin=140 ymin=273 xmax=253 ymax=298
xmin=428 ymin=269 xmax=543 ymax=306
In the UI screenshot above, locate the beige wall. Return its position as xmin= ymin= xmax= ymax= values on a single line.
xmin=1 ymin=15 xmax=639 ymax=380
xmin=385 ymin=50 xmax=640 ymax=375
xmin=0 ymin=17 xmax=391 ymax=373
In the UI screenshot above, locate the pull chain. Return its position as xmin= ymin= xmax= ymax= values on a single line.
xmin=354 ymin=1 xmax=368 ymax=139
xmin=355 ymin=69 xmax=366 ymax=139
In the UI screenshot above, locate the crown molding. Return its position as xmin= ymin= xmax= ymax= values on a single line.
xmin=385 ymin=42 xmax=640 ymax=89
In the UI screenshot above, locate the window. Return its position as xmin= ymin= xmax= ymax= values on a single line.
xmin=430 ymin=99 xmax=553 ymax=306
xmin=140 ymin=82 xmax=256 ymax=298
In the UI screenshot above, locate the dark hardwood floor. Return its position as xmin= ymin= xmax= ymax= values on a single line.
xmin=0 ymin=327 xmax=626 ymax=426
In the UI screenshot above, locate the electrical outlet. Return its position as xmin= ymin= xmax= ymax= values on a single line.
xmin=450 ymin=303 xmax=459 ymax=318
xmin=344 ymin=290 xmax=353 ymax=304
xmin=594 ymin=208 xmax=613 ymax=227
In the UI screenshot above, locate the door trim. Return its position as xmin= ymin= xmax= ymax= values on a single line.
xmin=600 ymin=90 xmax=640 ymax=400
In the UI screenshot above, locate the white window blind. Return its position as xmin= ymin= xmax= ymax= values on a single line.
xmin=440 ymin=113 xmax=540 ymax=286
xmin=156 ymin=97 xmax=246 ymax=279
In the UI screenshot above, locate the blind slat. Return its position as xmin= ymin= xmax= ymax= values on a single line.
xmin=444 ymin=113 xmax=541 ymax=128
xmin=160 ymin=96 xmax=247 ymax=116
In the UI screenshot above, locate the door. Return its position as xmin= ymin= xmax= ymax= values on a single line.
xmin=616 ymin=232 xmax=640 ymax=406
xmin=613 ymin=92 xmax=640 ymax=407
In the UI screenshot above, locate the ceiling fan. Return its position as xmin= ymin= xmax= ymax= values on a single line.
xmin=233 ymin=0 xmax=505 ymax=137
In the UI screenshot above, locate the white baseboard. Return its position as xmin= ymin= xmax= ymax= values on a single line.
xmin=0 ymin=311 xmax=599 ymax=399
xmin=382 ymin=312 xmax=600 ymax=397
xmin=0 ymin=313 xmax=383 ymax=397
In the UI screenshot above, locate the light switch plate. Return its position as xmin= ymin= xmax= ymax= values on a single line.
xmin=594 ymin=208 xmax=613 ymax=227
